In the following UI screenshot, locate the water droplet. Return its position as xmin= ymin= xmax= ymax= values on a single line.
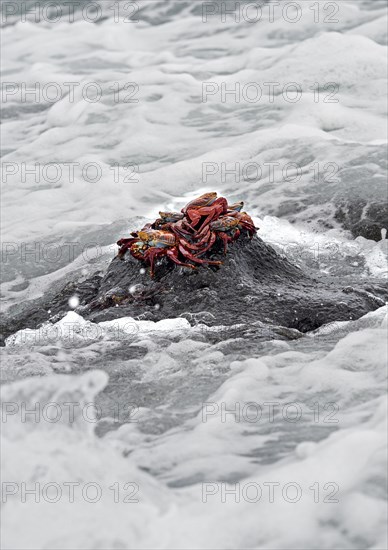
xmin=68 ymin=295 xmax=79 ymax=309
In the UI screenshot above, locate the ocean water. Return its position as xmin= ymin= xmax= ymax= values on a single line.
xmin=1 ymin=1 xmax=387 ymax=548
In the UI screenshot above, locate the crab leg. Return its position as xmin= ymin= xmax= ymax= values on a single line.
xmin=232 ymin=228 xmax=241 ymax=241
xmin=167 ymin=248 xmax=197 ymax=270
xmin=177 ymin=227 xmax=212 ymax=251
xmin=188 ymin=232 xmax=217 ymax=255
xmin=169 ymin=222 xmax=195 ymax=240
xmin=178 ymin=244 xmax=222 ymax=266
xmin=187 ymin=207 xmax=217 ymax=232
xmin=117 ymin=237 xmax=136 ymax=247
xmin=195 ymin=198 xmax=228 ymax=233
xmin=181 ymin=218 xmax=197 ymax=232
xmin=218 ymin=232 xmax=231 ymax=255
xmin=144 ymin=248 xmax=165 ymax=277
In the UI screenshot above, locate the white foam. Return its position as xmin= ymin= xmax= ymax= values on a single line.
xmin=2 ymin=307 xmax=387 ymax=549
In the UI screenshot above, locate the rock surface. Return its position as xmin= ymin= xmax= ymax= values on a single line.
xmin=85 ymin=233 xmax=387 ymax=330
xmin=2 ymin=233 xmax=385 ymax=346
xmin=335 ymin=201 xmax=388 ymax=242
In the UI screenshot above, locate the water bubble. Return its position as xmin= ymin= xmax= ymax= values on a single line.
xmin=140 ymin=268 xmax=146 ymax=275
xmin=154 ymin=304 xmax=160 ymax=310
xmin=68 ymin=295 xmax=79 ymax=309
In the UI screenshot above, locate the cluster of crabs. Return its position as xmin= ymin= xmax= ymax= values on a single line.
xmin=117 ymin=192 xmax=257 ymax=277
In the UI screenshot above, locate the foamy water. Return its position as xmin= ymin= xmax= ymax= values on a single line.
xmin=1 ymin=1 xmax=387 ymax=548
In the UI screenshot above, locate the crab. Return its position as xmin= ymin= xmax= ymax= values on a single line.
xmin=182 ymin=211 xmax=258 ymax=256
xmin=153 ymin=212 xmax=184 ymax=229
xmin=189 ymin=214 xmax=256 ymax=256
xmin=227 ymin=210 xmax=257 ymax=238
xmin=181 ymin=192 xmax=228 ymax=232
xmin=153 ymin=211 xmax=193 ymax=239
xmin=118 ymin=228 xmax=221 ymax=277
xmin=117 ymin=193 xmax=258 ymax=277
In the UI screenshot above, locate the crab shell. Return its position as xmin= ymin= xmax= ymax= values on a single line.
xmin=138 ymin=229 xmax=177 ymax=248
xmin=181 ymin=192 xmax=218 ymax=213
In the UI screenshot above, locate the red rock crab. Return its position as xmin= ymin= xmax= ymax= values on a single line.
xmin=117 ymin=193 xmax=258 ymax=277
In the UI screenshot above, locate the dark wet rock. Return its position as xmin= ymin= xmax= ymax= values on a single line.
xmin=80 ymin=232 xmax=386 ymax=331
xmin=261 ymin=140 xmax=387 ymax=241
xmin=335 ymin=199 xmax=387 ymax=241
xmin=1 ymin=232 xmax=386 ymax=346
xmin=0 ymin=274 xmax=103 ymax=346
